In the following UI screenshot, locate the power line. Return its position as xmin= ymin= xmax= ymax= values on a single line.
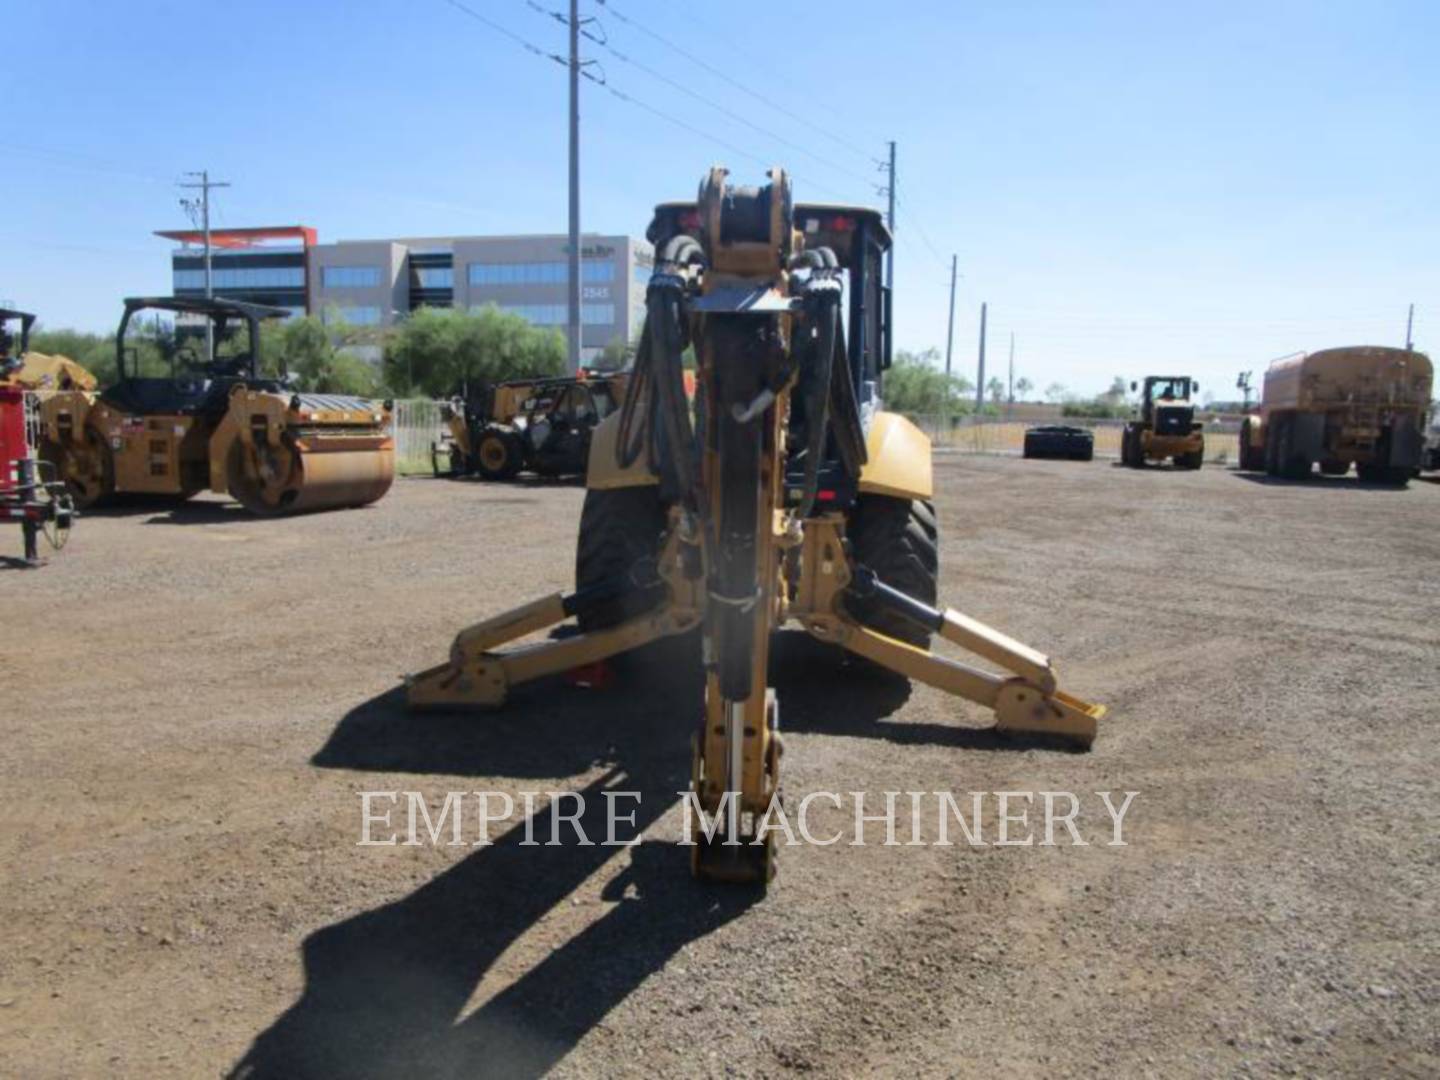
xmin=442 ymin=0 xmax=566 ymax=66
xmin=893 ymin=193 xmax=949 ymax=271
xmin=594 ymin=0 xmax=881 ymax=164
xmin=443 ymin=0 xmax=853 ymax=203
xmin=525 ymin=0 xmax=875 ymax=199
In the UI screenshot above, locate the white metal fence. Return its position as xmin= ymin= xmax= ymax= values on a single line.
xmin=392 ymin=399 xmax=448 ymax=474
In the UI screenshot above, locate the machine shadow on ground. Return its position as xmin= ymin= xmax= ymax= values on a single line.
xmin=1230 ymin=471 xmax=1416 ymax=491
xmin=228 ymin=793 xmax=755 ymax=1080
xmin=241 ymin=628 xmax=1046 ymax=1077
xmin=239 ymin=650 xmax=730 ymax=1080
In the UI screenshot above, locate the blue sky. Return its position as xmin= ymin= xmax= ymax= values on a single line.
xmin=4 ymin=0 xmax=1435 ymax=397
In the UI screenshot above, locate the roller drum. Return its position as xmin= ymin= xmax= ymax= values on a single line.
xmin=227 ymin=437 xmax=394 ymax=516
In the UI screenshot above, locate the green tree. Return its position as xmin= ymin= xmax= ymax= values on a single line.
xmin=882 ymin=348 xmax=974 ymax=415
xmin=986 ymin=376 xmax=1005 ymax=404
xmin=595 ymin=333 xmax=634 ymax=372
xmin=1044 ymin=382 xmax=1068 ymax=403
xmin=383 ymin=305 xmax=565 ymax=397
xmin=1015 ymin=376 xmax=1033 ymax=401
xmin=257 ymin=316 xmax=379 ymax=396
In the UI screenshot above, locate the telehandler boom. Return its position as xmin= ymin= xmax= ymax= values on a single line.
xmin=409 ymin=168 xmax=1104 ymax=884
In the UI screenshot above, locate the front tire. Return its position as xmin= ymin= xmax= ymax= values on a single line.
xmin=475 ymin=428 xmax=524 ymax=481
xmin=845 ymin=495 xmax=939 ymax=648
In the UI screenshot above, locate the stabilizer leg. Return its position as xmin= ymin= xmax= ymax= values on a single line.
xmin=790 ymin=520 xmax=1103 ymax=749
xmin=407 ymin=564 xmax=698 ymax=709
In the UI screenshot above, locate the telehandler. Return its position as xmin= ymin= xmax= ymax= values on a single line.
xmin=432 ymin=370 xmax=628 ymax=480
xmin=40 ymin=296 xmax=395 ymax=515
xmin=1121 ymin=375 xmax=1204 ymax=468
xmin=409 ymin=168 xmax=1104 ymax=885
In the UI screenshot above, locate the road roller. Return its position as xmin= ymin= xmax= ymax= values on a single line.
xmin=39 ymin=296 xmax=394 ymax=515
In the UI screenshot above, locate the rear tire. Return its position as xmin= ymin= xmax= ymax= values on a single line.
xmin=574 ymin=486 xmax=669 ymax=632
xmin=1277 ymin=418 xmax=1310 ymax=480
xmin=475 ymin=428 xmax=524 ymax=481
xmin=845 ymin=495 xmax=939 ymax=648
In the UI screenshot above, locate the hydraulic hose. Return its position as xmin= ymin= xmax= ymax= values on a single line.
xmin=794 ymin=282 xmax=841 ymax=520
xmin=615 ymin=233 xmax=705 ymax=503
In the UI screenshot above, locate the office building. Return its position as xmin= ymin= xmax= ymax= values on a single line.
xmin=161 ymin=225 xmax=653 ymax=366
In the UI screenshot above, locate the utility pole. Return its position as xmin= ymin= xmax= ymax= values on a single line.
xmin=884 ymin=140 xmax=896 ymax=292
xmin=1405 ymin=303 xmax=1414 ymax=350
xmin=944 ymin=254 xmax=957 ymax=377
xmin=180 ymin=169 xmax=229 ymax=358
xmin=566 ymin=0 xmax=582 ymax=374
xmin=1007 ymin=332 xmax=1015 ymax=408
xmin=975 ymin=301 xmax=988 ymax=412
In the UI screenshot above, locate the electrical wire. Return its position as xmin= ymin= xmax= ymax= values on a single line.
xmin=523 ymin=0 xmax=875 ymax=199
xmin=594 ymin=0 xmax=882 ymax=162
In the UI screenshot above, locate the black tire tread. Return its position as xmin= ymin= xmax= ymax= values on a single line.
xmin=574 ymin=486 xmax=669 ymax=631
xmin=845 ymin=495 xmax=939 ymax=647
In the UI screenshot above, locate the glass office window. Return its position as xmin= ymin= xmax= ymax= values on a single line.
xmin=581 ymin=303 xmax=615 ymax=325
xmin=324 ymin=305 xmax=382 ymax=326
xmin=173 ymin=266 xmax=304 ymax=290
xmin=485 ymin=303 xmax=566 ymax=325
xmin=417 ymin=267 xmax=454 ymax=288
xmin=321 ymin=265 xmax=382 ymax=288
xmin=467 ymin=260 xmax=614 ymax=286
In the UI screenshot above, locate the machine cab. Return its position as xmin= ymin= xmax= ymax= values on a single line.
xmin=105 ymin=296 xmax=289 ymax=418
xmin=645 ymin=197 xmax=894 ymax=505
xmin=1133 ymin=375 xmax=1199 ymax=434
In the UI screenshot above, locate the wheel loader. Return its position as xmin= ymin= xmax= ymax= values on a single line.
xmin=40 ymin=296 xmax=395 ymax=515
xmin=432 ymin=370 xmax=629 ymax=481
xmin=408 ymin=168 xmax=1104 ymax=885
xmin=1120 ymin=375 xmax=1204 ymax=468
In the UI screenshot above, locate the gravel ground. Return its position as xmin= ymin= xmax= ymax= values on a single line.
xmin=2 ymin=456 xmax=1437 ymax=1078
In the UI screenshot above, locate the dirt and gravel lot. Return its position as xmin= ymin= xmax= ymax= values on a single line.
xmin=3 ymin=455 xmax=1437 ymax=1078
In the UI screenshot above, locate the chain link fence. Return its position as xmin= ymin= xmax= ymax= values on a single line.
xmin=391 ymin=399 xmax=448 ymax=476
xmin=388 ymin=403 xmax=1242 ymax=475
xmin=904 ymin=415 xmax=1242 ymax=463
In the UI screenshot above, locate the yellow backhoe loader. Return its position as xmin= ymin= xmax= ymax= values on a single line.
xmin=409 ymin=168 xmax=1104 ymax=885
xmin=40 ymin=296 xmax=394 ymax=515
